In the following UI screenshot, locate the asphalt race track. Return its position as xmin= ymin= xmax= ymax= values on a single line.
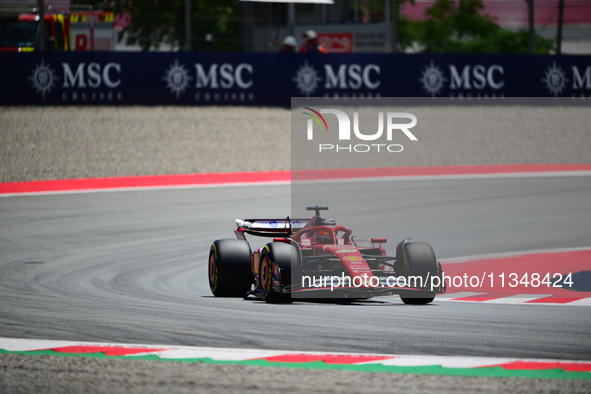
xmin=1 ymin=174 xmax=590 ymax=361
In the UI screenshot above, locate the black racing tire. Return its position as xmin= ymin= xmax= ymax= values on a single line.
xmin=259 ymin=242 xmax=297 ymax=304
xmin=208 ymin=239 xmax=253 ymax=297
xmin=399 ymin=242 xmax=437 ymax=305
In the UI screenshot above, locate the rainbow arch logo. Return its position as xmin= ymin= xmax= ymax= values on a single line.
xmin=301 ymin=107 xmax=328 ymax=132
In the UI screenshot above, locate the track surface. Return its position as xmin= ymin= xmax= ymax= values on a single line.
xmin=1 ymin=175 xmax=590 ymax=360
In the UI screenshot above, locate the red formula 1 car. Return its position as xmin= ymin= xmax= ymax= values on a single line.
xmin=208 ymin=206 xmax=446 ymax=304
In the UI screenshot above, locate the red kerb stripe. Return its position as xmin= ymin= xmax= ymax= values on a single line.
xmin=2 ymin=165 xmax=591 ymax=195
xmin=484 ymin=361 xmax=591 ymax=372
xmin=49 ymin=346 xmax=167 ymax=356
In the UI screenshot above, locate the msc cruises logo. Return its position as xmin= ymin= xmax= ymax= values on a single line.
xmin=162 ymin=59 xmax=193 ymax=98
xmin=293 ymin=61 xmax=322 ymax=96
xmin=418 ymin=60 xmax=505 ymax=97
xmin=292 ymin=61 xmax=381 ymax=98
xmin=161 ymin=60 xmax=255 ymax=102
xmin=419 ymin=61 xmax=446 ymax=96
xmin=28 ymin=58 xmax=122 ymax=102
xmin=29 ymin=58 xmax=59 ymax=99
xmin=542 ymin=62 xmax=569 ymax=97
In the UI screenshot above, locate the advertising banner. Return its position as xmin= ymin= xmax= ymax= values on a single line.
xmin=0 ymin=52 xmax=589 ymax=106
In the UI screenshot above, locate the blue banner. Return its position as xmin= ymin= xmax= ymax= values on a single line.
xmin=1 ymin=52 xmax=590 ymax=106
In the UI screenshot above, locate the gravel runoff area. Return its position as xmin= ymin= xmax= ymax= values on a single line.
xmin=1 ymin=105 xmax=590 ymax=393
xmin=1 ymin=105 xmax=590 ymax=182
xmin=1 ymin=106 xmax=291 ymax=182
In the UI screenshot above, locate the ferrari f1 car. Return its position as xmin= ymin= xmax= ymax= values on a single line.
xmin=208 ymin=206 xmax=445 ymax=304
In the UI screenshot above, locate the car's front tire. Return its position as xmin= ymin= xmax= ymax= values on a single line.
xmin=398 ymin=242 xmax=437 ymax=305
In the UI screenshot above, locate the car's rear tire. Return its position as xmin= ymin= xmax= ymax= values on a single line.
xmin=399 ymin=242 xmax=437 ymax=305
xmin=260 ymin=242 xmax=297 ymax=304
xmin=208 ymin=239 xmax=253 ymax=297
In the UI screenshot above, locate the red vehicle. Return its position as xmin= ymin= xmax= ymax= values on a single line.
xmin=0 ymin=13 xmax=66 ymax=51
xmin=209 ymin=206 xmax=446 ymax=304
xmin=0 ymin=9 xmax=113 ymax=52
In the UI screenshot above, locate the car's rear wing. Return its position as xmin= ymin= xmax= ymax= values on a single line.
xmin=235 ymin=218 xmax=310 ymax=238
